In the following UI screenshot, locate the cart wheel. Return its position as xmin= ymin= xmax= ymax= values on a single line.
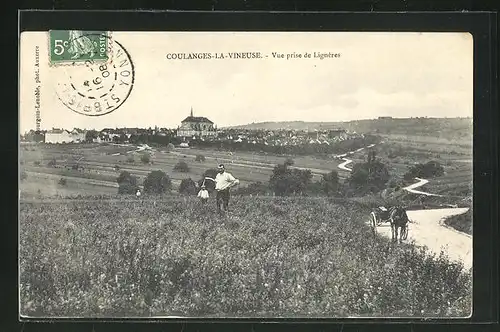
xmin=370 ymin=213 xmax=377 ymax=235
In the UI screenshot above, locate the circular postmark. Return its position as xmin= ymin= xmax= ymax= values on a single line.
xmin=54 ymin=34 xmax=134 ymax=117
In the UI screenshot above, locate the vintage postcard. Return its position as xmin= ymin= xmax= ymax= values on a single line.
xmin=19 ymin=31 xmax=473 ymax=319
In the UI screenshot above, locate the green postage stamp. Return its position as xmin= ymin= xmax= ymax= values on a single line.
xmin=49 ymin=30 xmax=111 ymax=65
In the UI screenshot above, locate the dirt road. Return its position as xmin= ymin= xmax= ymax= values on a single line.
xmin=374 ymin=208 xmax=472 ymax=270
xmin=338 ymin=158 xmax=353 ymax=171
xmin=402 ymin=177 xmax=444 ymax=197
xmin=336 ymin=143 xmax=377 ymax=172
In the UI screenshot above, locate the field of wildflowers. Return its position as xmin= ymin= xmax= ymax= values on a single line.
xmin=19 ymin=196 xmax=471 ymax=318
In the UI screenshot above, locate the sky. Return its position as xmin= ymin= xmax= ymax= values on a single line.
xmin=19 ymin=31 xmax=473 ymax=133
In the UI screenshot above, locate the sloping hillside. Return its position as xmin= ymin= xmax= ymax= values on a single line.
xmin=443 ymin=208 xmax=472 ymax=235
xmin=20 ymin=196 xmax=471 ymax=318
xmin=229 ymin=117 xmax=472 ymax=141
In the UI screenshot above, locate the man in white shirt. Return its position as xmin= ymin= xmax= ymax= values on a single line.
xmin=215 ymin=164 xmax=239 ymax=214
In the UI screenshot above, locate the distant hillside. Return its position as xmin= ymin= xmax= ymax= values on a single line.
xmin=228 ymin=117 xmax=472 ymax=140
xmin=228 ymin=121 xmax=335 ymax=131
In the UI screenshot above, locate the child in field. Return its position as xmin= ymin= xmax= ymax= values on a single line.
xmin=197 ymin=178 xmax=210 ymax=204
xmin=197 ymin=185 xmax=209 ymax=204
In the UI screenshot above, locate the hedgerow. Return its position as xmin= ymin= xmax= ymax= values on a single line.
xmin=19 ymin=197 xmax=471 ymax=318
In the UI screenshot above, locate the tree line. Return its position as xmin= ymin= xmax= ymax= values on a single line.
xmin=116 ymin=149 xmax=447 ymax=200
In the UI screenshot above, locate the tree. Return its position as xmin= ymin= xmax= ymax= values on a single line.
xmin=179 ymin=178 xmax=197 ymax=195
xmin=58 ymin=177 xmax=67 ymax=186
xmin=29 ymin=131 xmax=45 ymax=143
xmin=20 ymin=170 xmax=28 ymax=181
xmin=269 ymin=164 xmax=290 ymax=196
xmin=143 ymin=170 xmax=171 ymax=194
xmin=349 ymin=161 xmax=390 ymax=194
xmin=174 ymin=161 xmax=190 ymax=172
xmin=126 ymin=155 xmax=135 ymax=163
xmin=195 ymin=154 xmax=206 ymax=162
xmin=117 ymin=171 xmax=138 ymax=194
xmin=269 ymin=162 xmax=312 ymax=196
xmin=140 ymin=153 xmax=150 ymax=164
xmin=85 ymin=130 xmax=99 ymax=143
xmin=348 ymin=150 xmax=390 ymax=194
xmin=47 ymin=158 xmax=57 ymax=167
xmin=320 ymin=170 xmax=339 ymax=196
xmin=118 ymin=133 xmax=128 ymax=143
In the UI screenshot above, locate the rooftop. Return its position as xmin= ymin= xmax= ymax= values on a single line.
xmin=47 ymin=128 xmax=70 ymax=134
xmin=181 ymin=107 xmax=214 ymax=124
xmin=181 ymin=116 xmax=214 ymax=124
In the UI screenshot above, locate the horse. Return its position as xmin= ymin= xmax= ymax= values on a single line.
xmin=389 ymin=205 xmax=409 ymax=243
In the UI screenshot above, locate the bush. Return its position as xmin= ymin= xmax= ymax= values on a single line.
xmin=140 ymin=154 xmax=150 ymax=164
xmin=47 ymin=159 xmax=57 ymax=167
xmin=195 ymin=155 xmax=206 ymax=162
xmin=126 ymin=156 xmax=135 ymax=163
xmin=143 ymin=170 xmax=171 ymax=194
xmin=33 ymin=161 xmax=41 ymax=166
xmin=117 ymin=171 xmax=134 ymax=185
xmin=58 ymin=177 xmax=67 ymax=186
xmin=179 ymin=178 xmax=198 ymax=195
xmin=20 ymin=170 xmax=28 ymax=181
xmin=118 ymin=182 xmax=139 ymax=195
xmin=174 ymin=161 xmax=190 ymax=173
xmin=117 ymin=171 xmax=138 ymax=195
xmin=166 ymin=143 xmax=175 ymax=152
xmin=199 ymin=169 xmax=218 ymax=192
xmin=404 ymin=161 xmax=445 ymax=180
xmin=387 ymin=179 xmax=401 ymax=190
xmin=114 ymin=165 xmax=121 ymax=171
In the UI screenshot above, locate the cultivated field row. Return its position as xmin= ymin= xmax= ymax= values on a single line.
xmin=20 ymin=142 xmax=472 ymax=198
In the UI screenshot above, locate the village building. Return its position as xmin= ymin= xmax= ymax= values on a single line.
xmin=176 ymin=108 xmax=217 ymax=138
xmin=45 ymin=128 xmax=86 ymax=144
xmin=328 ymin=128 xmax=347 ymax=138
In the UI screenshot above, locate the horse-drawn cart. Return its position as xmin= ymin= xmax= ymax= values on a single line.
xmin=370 ymin=206 xmax=408 ymax=241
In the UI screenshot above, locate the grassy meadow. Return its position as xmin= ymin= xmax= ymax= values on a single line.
xmin=20 ymin=196 xmax=471 ymax=318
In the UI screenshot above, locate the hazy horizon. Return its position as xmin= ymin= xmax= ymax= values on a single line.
xmin=21 ymin=115 xmax=473 ymax=133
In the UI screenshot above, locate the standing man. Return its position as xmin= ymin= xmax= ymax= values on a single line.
xmin=215 ymin=164 xmax=239 ymax=214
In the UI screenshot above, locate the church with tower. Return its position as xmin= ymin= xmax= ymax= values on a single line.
xmin=176 ymin=107 xmax=217 ymax=138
